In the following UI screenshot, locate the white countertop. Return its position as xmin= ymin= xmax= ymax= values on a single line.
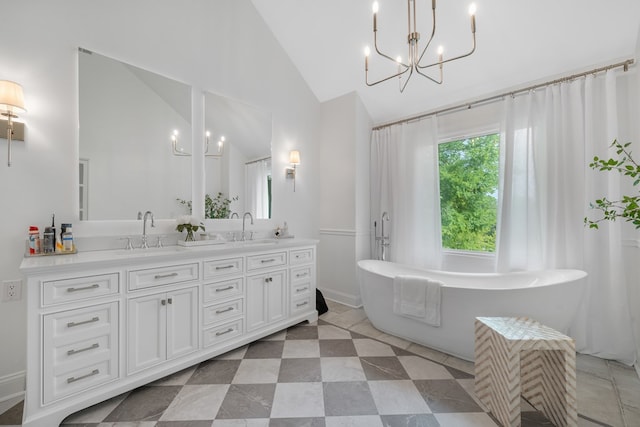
xmin=20 ymin=237 xmax=319 ymax=274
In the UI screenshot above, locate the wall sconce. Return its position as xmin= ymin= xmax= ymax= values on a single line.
xmin=286 ymin=150 xmax=300 ymax=192
xmin=0 ymin=80 xmax=26 ymax=167
xmin=205 ymin=131 xmax=224 ymax=157
xmin=171 ymin=129 xmax=190 ymax=156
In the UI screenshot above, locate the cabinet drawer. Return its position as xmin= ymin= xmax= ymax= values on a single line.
xmin=246 ymin=252 xmax=287 ymax=271
xmin=204 ymin=257 xmax=243 ymax=279
xmin=43 ymin=302 xmax=119 ymax=404
xmin=129 ymin=262 xmax=199 ymax=291
xmin=203 ymin=277 xmax=244 ymax=304
xmin=290 ymin=266 xmax=312 ymax=285
xmin=44 ymin=302 xmax=118 ymax=344
xmin=292 ymin=282 xmax=312 ymax=298
xmin=290 ymin=248 xmax=314 ymax=265
xmin=203 ymin=298 xmax=244 ymax=326
xmin=203 ymin=318 xmax=244 ymax=347
xmin=44 ymin=358 xmax=118 ymax=404
xmin=43 ymin=273 xmax=119 ymax=306
xmin=291 ymin=296 xmax=313 ymax=315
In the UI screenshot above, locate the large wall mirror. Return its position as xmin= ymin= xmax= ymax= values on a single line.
xmin=78 ymin=48 xmax=192 ymax=220
xmin=204 ymin=92 xmax=272 ymax=219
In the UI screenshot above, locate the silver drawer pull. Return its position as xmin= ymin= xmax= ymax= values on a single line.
xmin=67 ymin=369 xmax=99 ymax=384
xmin=67 ymin=284 xmax=100 ymax=293
xmin=67 ymin=316 xmax=99 ymax=328
xmin=215 ymin=265 xmax=234 ymax=270
xmin=216 ymin=306 xmax=234 ymax=314
xmin=215 ymin=285 xmax=234 ymax=292
xmin=296 ymin=301 xmax=309 ymax=307
xmin=67 ymin=343 xmax=99 ymax=356
xmin=215 ymin=328 xmax=234 ymax=336
xmin=260 ymin=258 xmax=276 ymax=263
xmin=296 ymin=287 xmax=309 ymax=293
xmin=154 ymin=272 xmax=179 ymax=279
xmin=296 ymin=272 xmax=308 ymax=278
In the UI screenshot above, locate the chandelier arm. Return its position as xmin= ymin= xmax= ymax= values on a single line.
xmin=399 ymin=66 xmax=415 ymax=93
xmin=416 ymin=6 xmax=437 ymax=65
xmin=417 ymin=34 xmax=476 ymax=70
xmin=366 ymin=65 xmax=412 ymax=87
xmin=374 ymin=33 xmax=408 ymax=67
xmin=415 ymin=66 xmax=443 ymax=85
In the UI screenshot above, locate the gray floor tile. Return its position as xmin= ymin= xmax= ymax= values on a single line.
xmin=244 ymin=340 xmax=285 ymax=359
xmin=216 ymin=384 xmax=276 ymax=419
xmin=413 ymin=379 xmax=483 ymax=413
xmin=286 ymin=324 xmax=319 ymax=340
xmin=103 ymin=386 xmax=182 ymax=422
xmin=323 ymin=382 xmax=378 ymax=416
xmin=278 ymin=358 xmax=322 ymax=382
xmin=188 ymin=359 xmax=242 ymax=384
xmin=319 ymin=339 xmax=358 ymax=357
xmin=360 ymin=356 xmax=411 ymax=381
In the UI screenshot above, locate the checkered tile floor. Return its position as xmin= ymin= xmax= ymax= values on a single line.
xmin=47 ymin=319 xmax=565 ymax=427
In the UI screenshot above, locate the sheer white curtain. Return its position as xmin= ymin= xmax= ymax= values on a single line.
xmin=497 ymin=72 xmax=636 ymax=364
xmin=245 ymin=160 xmax=270 ymax=219
xmin=370 ymin=117 xmax=442 ymax=269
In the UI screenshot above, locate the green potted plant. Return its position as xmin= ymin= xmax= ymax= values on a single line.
xmin=177 ymin=192 xmax=239 ymax=219
xmin=585 ymin=140 xmax=640 ymax=229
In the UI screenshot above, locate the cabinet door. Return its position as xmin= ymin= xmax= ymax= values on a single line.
xmin=166 ymin=287 xmax=198 ymax=360
xmin=246 ymin=270 xmax=287 ymax=332
xmin=128 ymin=293 xmax=167 ymax=374
xmin=267 ymin=270 xmax=287 ymax=324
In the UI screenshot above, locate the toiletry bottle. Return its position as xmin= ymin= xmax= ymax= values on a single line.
xmin=43 ymin=227 xmax=55 ymax=254
xmin=28 ymin=226 xmax=41 ymax=255
xmin=62 ymin=224 xmax=74 ymax=252
xmin=283 ymin=221 xmax=289 ymax=237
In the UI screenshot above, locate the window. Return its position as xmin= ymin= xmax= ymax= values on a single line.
xmin=438 ymin=134 xmax=500 ymax=252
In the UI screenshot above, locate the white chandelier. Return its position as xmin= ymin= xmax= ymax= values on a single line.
xmin=364 ymin=0 xmax=477 ymax=92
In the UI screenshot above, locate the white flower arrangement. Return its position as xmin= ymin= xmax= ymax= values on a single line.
xmin=176 ymin=215 xmax=205 ymax=240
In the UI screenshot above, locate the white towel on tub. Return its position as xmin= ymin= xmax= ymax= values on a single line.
xmin=393 ymin=275 xmax=442 ymax=327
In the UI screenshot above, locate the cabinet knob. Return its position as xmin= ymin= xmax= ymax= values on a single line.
xmin=161 ymin=299 xmax=166 ymax=306
xmin=168 ymin=298 xmax=173 ymax=304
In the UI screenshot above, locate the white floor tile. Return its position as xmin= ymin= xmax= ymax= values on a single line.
xmin=62 ymin=393 xmax=129 ymax=423
xmin=159 ymin=384 xmax=228 ymax=421
xmin=270 ymin=382 xmax=325 ymax=418
xmin=282 ymin=339 xmax=320 ymax=358
xmin=353 ymin=338 xmax=395 ymax=356
xmin=321 ymin=357 xmax=367 ymax=382
xmin=212 ymin=420 xmax=270 ymax=427
xmin=232 ymin=359 xmax=281 ymax=384
xmin=325 ymin=415 xmax=384 ymax=427
xmin=318 ymin=324 xmax=352 ymax=340
xmin=368 ymin=380 xmax=431 ymax=415
xmin=398 ymin=355 xmax=455 ymax=380
xmin=434 ymin=412 xmax=499 ymax=427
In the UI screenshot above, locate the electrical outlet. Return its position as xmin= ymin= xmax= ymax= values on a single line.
xmin=2 ymin=280 xmax=22 ymax=302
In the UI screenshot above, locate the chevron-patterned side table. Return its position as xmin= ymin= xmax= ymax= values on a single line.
xmin=474 ymin=317 xmax=577 ymax=427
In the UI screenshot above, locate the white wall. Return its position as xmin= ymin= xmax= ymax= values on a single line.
xmin=0 ymin=0 xmax=321 ymax=407
xmin=318 ymin=92 xmax=372 ymax=306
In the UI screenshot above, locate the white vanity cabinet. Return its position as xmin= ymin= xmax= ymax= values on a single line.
xmin=127 ymin=286 xmax=199 ymax=374
xmin=20 ymin=239 xmax=318 ymax=427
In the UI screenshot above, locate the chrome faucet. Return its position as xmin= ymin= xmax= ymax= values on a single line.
xmin=137 ymin=210 xmax=155 ymax=249
xmin=374 ymin=211 xmax=390 ymax=261
xmin=229 ymin=212 xmax=239 ymax=219
xmin=242 ymin=212 xmax=254 ymax=241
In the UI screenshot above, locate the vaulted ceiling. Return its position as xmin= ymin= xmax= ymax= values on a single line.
xmin=251 ymin=0 xmax=640 ymax=125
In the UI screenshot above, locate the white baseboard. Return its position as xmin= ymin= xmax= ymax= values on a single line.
xmin=0 ymin=370 xmax=25 ymax=415
xmin=318 ymin=287 xmax=362 ymax=308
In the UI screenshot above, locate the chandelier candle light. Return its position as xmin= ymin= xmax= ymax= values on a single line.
xmin=364 ymin=0 xmax=477 ymax=92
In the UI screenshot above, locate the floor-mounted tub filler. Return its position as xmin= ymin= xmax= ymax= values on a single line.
xmin=357 ymin=259 xmax=587 ymax=361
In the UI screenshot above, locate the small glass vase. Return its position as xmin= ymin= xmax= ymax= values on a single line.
xmin=185 ymin=230 xmax=195 ymax=242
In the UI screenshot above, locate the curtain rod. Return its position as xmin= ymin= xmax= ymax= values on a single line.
xmin=245 ymin=156 xmax=271 ymax=165
xmin=372 ymin=58 xmax=635 ymax=131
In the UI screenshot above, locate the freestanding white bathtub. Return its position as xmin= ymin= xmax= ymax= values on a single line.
xmin=357 ymin=259 xmax=587 ymax=361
